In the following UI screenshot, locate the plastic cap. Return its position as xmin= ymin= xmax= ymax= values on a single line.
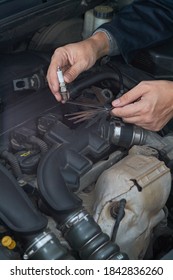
xmin=1 ymin=236 xmax=12 ymax=247
xmin=8 ymin=240 xmax=16 ymax=250
xmin=1 ymin=235 xmax=16 ymax=249
xmin=94 ymin=5 xmax=114 ymax=19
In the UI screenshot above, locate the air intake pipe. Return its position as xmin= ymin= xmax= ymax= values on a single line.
xmin=37 ymin=145 xmax=128 ymax=260
xmin=59 ymin=208 xmax=128 ymax=260
xmin=22 ymin=229 xmax=74 ymax=260
xmin=0 ymin=163 xmax=74 ymax=260
xmin=109 ymin=119 xmax=166 ymax=149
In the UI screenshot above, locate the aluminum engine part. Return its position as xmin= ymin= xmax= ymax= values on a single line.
xmin=92 ymin=145 xmax=171 ymax=259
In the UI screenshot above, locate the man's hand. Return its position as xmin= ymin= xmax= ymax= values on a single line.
xmin=46 ymin=32 xmax=110 ymax=102
xmin=111 ymin=80 xmax=173 ymax=131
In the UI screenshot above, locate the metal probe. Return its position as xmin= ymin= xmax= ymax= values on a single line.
xmin=64 ymin=101 xmax=114 ymax=126
xmin=57 ymin=67 xmax=70 ymax=102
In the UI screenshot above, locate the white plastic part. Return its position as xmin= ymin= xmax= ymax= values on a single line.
xmin=92 ymin=145 xmax=171 ymax=259
xmin=82 ymin=5 xmax=114 ymax=39
xmin=82 ymin=9 xmax=95 ymax=39
xmin=93 ymin=17 xmax=112 ymax=31
xmin=93 ymin=6 xmax=113 ymax=31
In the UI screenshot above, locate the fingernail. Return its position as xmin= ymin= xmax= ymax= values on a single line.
xmin=112 ymin=99 xmax=120 ymax=106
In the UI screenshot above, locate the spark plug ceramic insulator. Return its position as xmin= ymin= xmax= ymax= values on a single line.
xmin=57 ymin=67 xmax=70 ymax=102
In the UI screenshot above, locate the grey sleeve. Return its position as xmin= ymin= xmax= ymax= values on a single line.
xmin=93 ymin=28 xmax=120 ymax=56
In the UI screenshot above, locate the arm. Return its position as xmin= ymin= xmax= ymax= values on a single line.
xmin=101 ymin=0 xmax=173 ymax=62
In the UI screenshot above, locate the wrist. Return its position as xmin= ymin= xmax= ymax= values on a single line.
xmin=86 ymin=32 xmax=110 ymax=60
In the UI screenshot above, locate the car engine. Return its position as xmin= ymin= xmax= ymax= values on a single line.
xmin=0 ymin=0 xmax=173 ymax=261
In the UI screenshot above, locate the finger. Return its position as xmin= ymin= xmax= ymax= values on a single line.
xmin=111 ymin=101 xmax=144 ymax=118
xmin=47 ymin=62 xmax=60 ymax=94
xmin=64 ymin=65 xmax=81 ymax=84
xmin=64 ymin=62 xmax=87 ymax=84
xmin=112 ymin=83 xmax=145 ymax=107
xmin=122 ymin=114 xmax=145 ymax=124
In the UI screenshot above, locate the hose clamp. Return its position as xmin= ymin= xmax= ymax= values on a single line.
xmin=60 ymin=209 xmax=89 ymax=234
xmin=23 ymin=231 xmax=53 ymax=260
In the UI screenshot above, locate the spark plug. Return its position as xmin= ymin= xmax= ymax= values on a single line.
xmin=57 ymin=67 xmax=70 ymax=102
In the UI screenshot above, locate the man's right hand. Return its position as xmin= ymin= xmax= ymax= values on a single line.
xmin=46 ymin=32 xmax=110 ymax=102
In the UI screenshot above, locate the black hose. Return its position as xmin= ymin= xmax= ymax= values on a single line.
xmin=111 ymin=199 xmax=126 ymax=243
xmin=60 ymin=209 xmax=128 ymax=260
xmin=0 ymin=163 xmax=47 ymax=233
xmin=68 ymin=71 xmax=121 ymax=99
xmin=0 ymin=163 xmax=74 ymax=260
xmin=1 ymin=150 xmax=23 ymax=178
xmin=29 ymin=135 xmax=48 ymax=154
xmin=37 ymin=144 xmax=82 ymax=220
xmin=107 ymin=62 xmax=125 ymax=97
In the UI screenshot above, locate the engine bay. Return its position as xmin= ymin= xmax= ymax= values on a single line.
xmin=0 ymin=50 xmax=173 ymax=260
xmin=0 ymin=0 xmax=173 ymax=261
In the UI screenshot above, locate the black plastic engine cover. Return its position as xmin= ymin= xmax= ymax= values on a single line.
xmin=43 ymin=119 xmax=113 ymax=191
